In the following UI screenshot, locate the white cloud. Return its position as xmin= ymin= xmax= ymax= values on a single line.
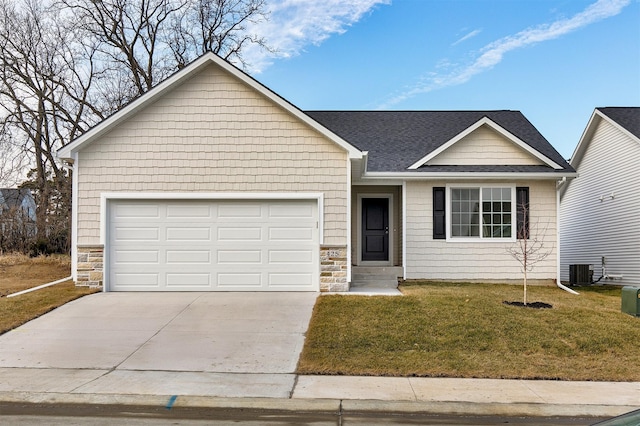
xmin=244 ymin=0 xmax=390 ymax=73
xmin=452 ymin=29 xmax=482 ymax=46
xmin=378 ymin=0 xmax=630 ymax=108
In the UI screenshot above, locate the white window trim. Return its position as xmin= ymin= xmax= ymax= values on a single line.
xmin=445 ymin=184 xmax=516 ymax=242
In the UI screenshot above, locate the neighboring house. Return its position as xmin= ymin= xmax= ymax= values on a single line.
xmin=57 ymin=53 xmax=576 ymax=292
xmin=560 ymin=107 xmax=640 ymax=286
xmin=0 ymin=188 xmax=37 ymax=235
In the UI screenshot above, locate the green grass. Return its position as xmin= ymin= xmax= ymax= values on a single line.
xmin=298 ymin=282 xmax=639 ymax=381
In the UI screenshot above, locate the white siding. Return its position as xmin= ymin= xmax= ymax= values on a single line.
xmin=427 ymin=125 xmax=545 ymax=166
xmin=560 ymin=119 xmax=640 ymax=285
xmin=76 ymin=63 xmax=348 ymax=247
xmin=406 ymin=180 xmax=557 ymax=281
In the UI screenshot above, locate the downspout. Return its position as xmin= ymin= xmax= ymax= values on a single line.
xmin=401 ymin=180 xmax=407 ymax=280
xmin=346 ymin=156 xmax=352 ymax=287
xmin=60 ymin=154 xmax=78 ymax=282
xmin=556 ymin=179 xmax=579 ymax=295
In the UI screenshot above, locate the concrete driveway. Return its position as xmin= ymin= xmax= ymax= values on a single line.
xmin=0 ymin=292 xmax=317 ymax=398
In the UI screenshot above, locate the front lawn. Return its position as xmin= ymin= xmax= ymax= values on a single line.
xmin=0 ymin=254 xmax=99 ymax=335
xmin=298 ymin=281 xmax=639 ymax=381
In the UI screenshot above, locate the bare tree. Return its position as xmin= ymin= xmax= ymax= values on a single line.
xmin=506 ymin=202 xmax=554 ymax=305
xmin=0 ymin=0 xmax=97 ymax=246
xmin=61 ymin=0 xmax=270 ymax=106
xmin=0 ymin=0 xmax=270 ymax=253
xmin=168 ymin=0 xmax=270 ymax=69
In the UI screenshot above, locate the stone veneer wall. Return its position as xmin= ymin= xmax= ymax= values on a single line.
xmin=75 ymin=244 xmax=349 ymax=292
xmin=77 ymin=245 xmax=104 ymax=287
xmin=320 ymin=245 xmax=348 ymax=292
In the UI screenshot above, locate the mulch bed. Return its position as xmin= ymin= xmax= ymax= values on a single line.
xmin=503 ymin=301 xmax=553 ymax=309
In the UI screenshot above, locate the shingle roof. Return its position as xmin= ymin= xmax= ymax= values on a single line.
xmin=597 ymin=107 xmax=640 ymax=140
xmin=305 ymin=110 xmax=574 ymax=173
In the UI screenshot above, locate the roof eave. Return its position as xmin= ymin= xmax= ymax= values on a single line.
xmin=362 ymin=171 xmax=578 ymax=180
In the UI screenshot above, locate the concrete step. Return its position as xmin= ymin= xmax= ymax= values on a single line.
xmin=352 ymin=266 xmax=403 ymax=277
xmin=351 ymin=266 xmax=401 ymax=290
xmin=350 ymin=279 xmax=399 ymax=289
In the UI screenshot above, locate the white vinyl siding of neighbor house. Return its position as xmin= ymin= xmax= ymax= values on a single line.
xmin=75 ymin=63 xmax=349 ymax=246
xmin=560 ymin=119 xmax=640 ymax=286
xmin=426 ymin=125 xmax=546 ymax=166
xmin=405 ymin=180 xmax=557 ymax=281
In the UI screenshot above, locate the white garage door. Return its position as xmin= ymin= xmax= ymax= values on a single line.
xmin=108 ymin=199 xmax=319 ymax=291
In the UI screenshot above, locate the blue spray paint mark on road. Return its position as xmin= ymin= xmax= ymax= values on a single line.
xmin=166 ymin=395 xmax=178 ymax=410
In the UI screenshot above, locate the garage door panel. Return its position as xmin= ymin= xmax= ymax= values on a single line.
xmin=166 ymin=273 xmax=211 ymax=287
xmin=109 ymin=199 xmax=318 ymax=291
xmin=166 ymin=204 xmax=211 ymax=218
xmin=166 ymin=250 xmax=211 ymax=264
xmin=269 ymin=227 xmax=314 ymax=241
xmin=217 ymin=227 xmax=262 ymax=241
xmin=114 ymin=273 xmax=160 ymax=287
xmin=217 ymin=204 xmax=262 ymax=218
xmin=217 ymin=273 xmax=262 ymax=288
xmin=114 ymin=227 xmax=160 ymax=241
xmin=269 ymin=273 xmax=314 ymax=287
xmin=269 ymin=203 xmax=314 ymax=218
xmin=113 ymin=250 xmax=159 ymax=264
xmin=269 ymin=250 xmax=313 ymax=264
xmin=166 ymin=227 xmax=211 ymax=241
xmin=217 ymin=250 xmax=262 ymax=264
xmin=113 ymin=204 xmax=160 ymax=218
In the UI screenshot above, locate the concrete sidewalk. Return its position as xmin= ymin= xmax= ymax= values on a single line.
xmin=0 ymin=291 xmax=637 ymax=418
xmin=0 ymin=368 xmax=637 ymax=418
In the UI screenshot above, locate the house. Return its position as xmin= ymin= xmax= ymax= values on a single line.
xmin=57 ymin=52 xmax=576 ymax=292
xmin=0 ymin=188 xmax=37 ymax=252
xmin=0 ymin=188 xmax=37 ymax=231
xmin=560 ymin=107 xmax=640 ymax=286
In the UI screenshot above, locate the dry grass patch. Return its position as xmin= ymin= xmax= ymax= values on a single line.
xmin=0 ymin=254 xmax=99 ymax=335
xmin=0 ymin=253 xmax=72 ymax=296
xmin=298 ymin=281 xmax=639 ymax=381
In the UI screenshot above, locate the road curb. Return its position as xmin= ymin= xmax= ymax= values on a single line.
xmin=0 ymin=391 xmax=635 ymax=418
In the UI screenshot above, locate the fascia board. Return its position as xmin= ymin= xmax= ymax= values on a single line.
xmin=58 ymin=52 xmax=362 ymax=160
xmin=569 ymin=109 xmax=601 ymax=169
xmin=362 ymin=171 xmax=578 ymax=180
xmin=407 ymin=116 xmax=564 ymax=170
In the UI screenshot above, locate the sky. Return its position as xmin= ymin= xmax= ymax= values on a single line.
xmin=242 ymin=0 xmax=640 ymax=160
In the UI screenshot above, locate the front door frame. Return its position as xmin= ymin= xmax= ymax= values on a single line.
xmin=357 ymin=193 xmax=393 ymax=266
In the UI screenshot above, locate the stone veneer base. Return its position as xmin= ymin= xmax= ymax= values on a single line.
xmin=75 ymin=244 xmax=348 ymax=292
xmin=320 ymin=245 xmax=348 ymax=292
xmin=77 ymin=245 xmax=104 ymax=288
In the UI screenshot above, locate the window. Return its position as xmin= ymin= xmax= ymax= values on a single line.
xmin=448 ymin=186 xmax=514 ymax=240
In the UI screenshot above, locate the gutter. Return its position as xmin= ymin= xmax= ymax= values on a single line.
xmin=361 ymin=172 xmax=579 ymax=180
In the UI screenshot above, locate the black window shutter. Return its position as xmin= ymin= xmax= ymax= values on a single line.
xmin=516 ymin=187 xmax=529 ymax=239
xmin=433 ymin=187 xmax=446 ymax=239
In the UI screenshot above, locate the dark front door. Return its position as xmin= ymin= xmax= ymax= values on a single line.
xmin=361 ymin=198 xmax=389 ymax=262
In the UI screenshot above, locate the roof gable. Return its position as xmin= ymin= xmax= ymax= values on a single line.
xmin=569 ymin=107 xmax=640 ymax=170
xmin=408 ymin=117 xmax=562 ymax=170
xmin=306 ymin=110 xmax=574 ymax=175
xmin=57 ymin=53 xmax=362 ymax=160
